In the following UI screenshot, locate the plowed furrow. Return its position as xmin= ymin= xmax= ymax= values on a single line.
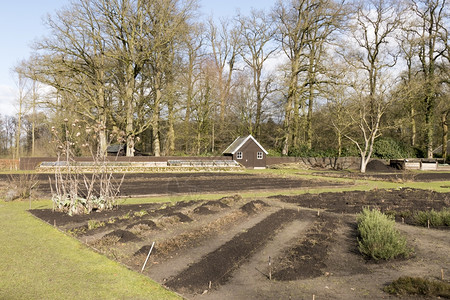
xmin=165 ymin=209 xmax=300 ymax=294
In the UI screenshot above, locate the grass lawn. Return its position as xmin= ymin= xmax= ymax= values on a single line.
xmin=0 ymin=200 xmax=181 ymax=300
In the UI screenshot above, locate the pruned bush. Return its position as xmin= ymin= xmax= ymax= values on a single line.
xmin=357 ymin=208 xmax=412 ymax=260
xmin=373 ymin=137 xmax=416 ymax=159
xmin=414 ymin=209 xmax=450 ymax=227
xmin=383 ymin=276 xmax=450 ymax=298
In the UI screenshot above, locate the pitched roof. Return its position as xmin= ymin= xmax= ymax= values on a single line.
xmin=433 ymin=140 xmax=450 ymax=154
xmin=107 ymin=144 xmax=125 ymax=153
xmin=222 ymin=135 xmax=268 ymax=155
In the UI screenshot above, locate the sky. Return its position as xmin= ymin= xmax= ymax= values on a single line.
xmin=0 ymin=0 xmax=275 ymax=117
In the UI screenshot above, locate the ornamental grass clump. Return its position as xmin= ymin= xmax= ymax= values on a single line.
xmin=414 ymin=209 xmax=450 ymax=227
xmin=383 ymin=276 xmax=450 ymax=298
xmin=357 ymin=208 xmax=412 ymax=260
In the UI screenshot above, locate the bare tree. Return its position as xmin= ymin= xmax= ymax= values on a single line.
xmin=179 ymin=23 xmax=205 ymax=153
xmin=273 ymin=0 xmax=345 ymax=155
xmin=409 ymin=0 xmax=448 ymax=158
xmin=27 ymin=0 xmax=112 ymax=156
xmin=237 ymin=9 xmax=277 ymax=139
xmin=207 ymin=17 xmax=242 ymax=150
xmin=340 ymin=0 xmax=404 ymax=172
xmin=11 ymin=70 xmax=31 ymax=159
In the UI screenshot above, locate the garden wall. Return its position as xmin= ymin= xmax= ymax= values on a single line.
xmin=19 ymin=156 xmax=232 ymax=170
xmin=20 ymin=156 xmax=387 ymax=171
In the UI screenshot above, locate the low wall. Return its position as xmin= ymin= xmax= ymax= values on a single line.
xmin=19 ymin=156 xmax=232 ymax=170
xmin=20 ymin=156 xmax=390 ymax=171
xmin=266 ymin=156 xmax=362 ymax=170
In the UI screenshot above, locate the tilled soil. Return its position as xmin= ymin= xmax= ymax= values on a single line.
xmin=273 ymin=188 xmax=449 ymax=214
xmin=28 ymin=176 xmax=450 ymax=299
xmin=314 ymin=170 xmax=450 ymax=182
xmin=1 ymin=172 xmax=346 ymax=197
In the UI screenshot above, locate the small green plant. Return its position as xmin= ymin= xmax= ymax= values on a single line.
xmin=414 ymin=209 xmax=450 ymax=227
xmin=134 ymin=210 xmax=148 ymax=217
xmin=119 ymin=212 xmax=131 ymax=220
xmin=88 ymin=220 xmax=105 ymax=230
xmin=357 ymin=208 xmax=412 ymax=260
xmin=384 ymin=276 xmax=450 ymax=298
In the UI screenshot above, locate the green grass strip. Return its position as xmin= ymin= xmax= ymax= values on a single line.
xmin=0 ymin=201 xmax=180 ymax=300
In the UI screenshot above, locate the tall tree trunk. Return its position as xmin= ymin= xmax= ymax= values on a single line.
xmin=254 ymin=72 xmax=262 ymax=139
xmin=167 ymin=87 xmax=175 ymax=156
xmin=442 ymin=112 xmax=448 ymax=162
xmin=152 ymin=73 xmax=162 ymax=157
xmin=31 ymin=81 xmax=37 ymax=156
xmin=98 ymin=73 xmax=107 ymax=157
xmin=306 ymin=82 xmax=314 ymax=150
xmin=425 ymin=93 xmax=434 ymax=158
xmin=410 ymin=107 xmax=416 ymax=146
xmin=125 ymin=64 xmax=135 ymax=157
xmin=283 ymin=58 xmax=300 ymax=155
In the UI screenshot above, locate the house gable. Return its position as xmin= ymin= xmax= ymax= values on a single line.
xmin=223 ymin=135 xmax=268 ymax=168
xmin=222 ymin=135 xmax=268 ymax=155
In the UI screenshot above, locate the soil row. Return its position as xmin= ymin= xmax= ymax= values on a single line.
xmin=165 ymin=208 xmax=303 ymax=294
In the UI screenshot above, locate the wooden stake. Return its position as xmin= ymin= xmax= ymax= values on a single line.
xmin=268 ymin=256 xmax=272 ymax=281
xmin=441 ymin=269 xmax=444 ymax=280
xmin=401 ymin=217 xmax=404 ymax=224
xmin=317 ymin=209 xmax=320 ymax=217
xmin=312 ymin=294 xmax=315 ymax=300
xmin=427 ymin=219 xmax=430 ymax=229
xmin=141 ymin=241 xmax=155 ymax=273
xmin=209 ymin=281 xmax=212 ymax=289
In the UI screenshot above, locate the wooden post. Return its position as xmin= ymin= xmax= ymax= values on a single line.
xmin=141 ymin=241 xmax=155 ymax=272
xmin=268 ymin=256 xmax=272 ymax=281
xmin=441 ymin=268 xmax=445 ymax=280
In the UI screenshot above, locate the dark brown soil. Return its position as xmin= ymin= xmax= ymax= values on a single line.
xmin=103 ymin=229 xmax=140 ymax=243
xmin=26 ymin=172 xmax=450 ymax=300
xmin=2 ymin=172 xmax=346 ymax=197
xmin=272 ymin=214 xmax=338 ymax=281
xmin=366 ymin=160 xmax=396 ymax=172
xmin=272 ymin=188 xmax=449 ymax=214
xmin=315 ymin=169 xmax=450 ymax=182
xmin=165 ymin=209 xmax=303 ymax=295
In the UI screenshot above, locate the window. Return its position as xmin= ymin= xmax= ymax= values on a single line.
xmin=236 ymin=152 xmax=243 ymax=159
xmin=257 ymin=152 xmax=263 ymax=159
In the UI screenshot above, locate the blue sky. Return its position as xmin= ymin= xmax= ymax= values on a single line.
xmin=0 ymin=0 xmax=275 ymax=116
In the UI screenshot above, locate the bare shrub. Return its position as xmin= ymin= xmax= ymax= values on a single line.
xmin=5 ymin=174 xmax=39 ymax=201
xmin=49 ymin=120 xmax=125 ymax=215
